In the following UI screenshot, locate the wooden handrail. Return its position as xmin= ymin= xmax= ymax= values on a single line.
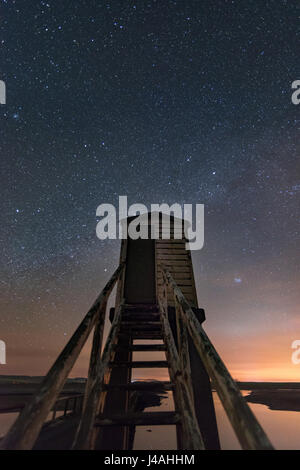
xmin=72 ymin=301 xmax=124 ymax=449
xmin=50 ymin=393 xmax=84 ymax=421
xmin=1 ymin=260 xmax=274 ymax=451
xmin=159 ymin=267 xmax=274 ymax=450
xmin=159 ymin=283 xmax=205 ymax=449
xmin=0 ymin=263 xmax=124 ymax=450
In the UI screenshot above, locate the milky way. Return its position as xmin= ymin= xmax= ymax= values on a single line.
xmin=0 ymin=1 xmax=299 ymax=380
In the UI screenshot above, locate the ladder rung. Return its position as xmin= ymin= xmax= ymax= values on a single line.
xmin=130 ymin=344 xmax=166 ymax=351
xmin=110 ymin=361 xmax=168 ymax=368
xmin=95 ymin=411 xmax=180 ymax=426
xmin=121 ymin=328 xmax=162 ymax=333
xmin=103 ymin=381 xmax=173 ymax=391
xmin=121 ymin=322 xmax=161 ymax=329
xmin=131 ymin=333 xmax=163 ymax=339
xmin=123 ymin=304 xmax=159 ymax=313
xmin=122 ymin=314 xmax=161 ymax=322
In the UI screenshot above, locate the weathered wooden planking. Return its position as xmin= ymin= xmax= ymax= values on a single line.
xmin=158 ymin=270 xmax=194 ymax=279
xmin=160 ymin=288 xmax=194 ymax=297
xmin=157 ymin=260 xmax=191 ymax=266
xmin=158 ymin=266 xmax=191 ymax=273
xmin=157 ymin=261 xmax=191 ymax=275
xmin=156 ymin=242 xmax=186 ymax=248
xmin=157 ymin=252 xmax=189 ymax=258
xmin=158 ymin=281 xmax=194 ymax=291
xmin=158 ymin=285 xmax=194 ymax=293
xmin=156 ymin=236 xmax=198 ymax=307
xmin=157 ymin=250 xmax=189 ymax=255
xmin=157 ymin=268 xmax=192 ymax=275
xmin=158 ymin=279 xmax=193 ymax=286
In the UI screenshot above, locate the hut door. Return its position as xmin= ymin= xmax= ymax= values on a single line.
xmin=124 ymin=238 xmax=156 ymax=304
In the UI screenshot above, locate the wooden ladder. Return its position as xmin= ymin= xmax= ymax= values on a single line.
xmin=93 ymin=304 xmax=180 ymax=450
xmin=0 ymin=263 xmax=274 ymax=451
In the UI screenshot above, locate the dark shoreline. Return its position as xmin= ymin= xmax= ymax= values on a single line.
xmin=1 ymin=375 xmax=299 ymax=388
xmin=1 ymin=376 xmax=300 ymax=414
xmin=237 ymin=382 xmax=300 ymax=390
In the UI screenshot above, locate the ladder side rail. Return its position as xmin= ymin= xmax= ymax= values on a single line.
xmin=81 ymin=301 xmax=107 ymax=413
xmin=158 ymin=281 xmax=183 ymax=449
xmin=72 ymin=301 xmax=124 ymax=449
xmin=162 ymin=267 xmax=274 ymax=451
xmin=50 ymin=393 xmax=86 ymax=421
xmin=0 ymin=263 xmax=124 ymax=451
xmin=174 ymin=297 xmax=196 ymax=416
xmin=159 ymin=280 xmax=205 ymax=450
xmin=158 ymin=281 xmax=183 ymax=448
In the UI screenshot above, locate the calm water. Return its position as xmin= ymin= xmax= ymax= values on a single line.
xmin=134 ymin=391 xmax=300 ymax=450
xmin=1 ymin=391 xmax=300 ymax=449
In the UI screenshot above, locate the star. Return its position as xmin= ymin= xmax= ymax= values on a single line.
xmin=0 ymin=1 xmax=298 ymax=420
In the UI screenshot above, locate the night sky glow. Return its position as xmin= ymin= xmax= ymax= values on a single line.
xmin=0 ymin=1 xmax=299 ymax=381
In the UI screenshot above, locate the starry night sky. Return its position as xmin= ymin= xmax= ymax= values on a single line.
xmin=0 ymin=1 xmax=299 ymax=380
